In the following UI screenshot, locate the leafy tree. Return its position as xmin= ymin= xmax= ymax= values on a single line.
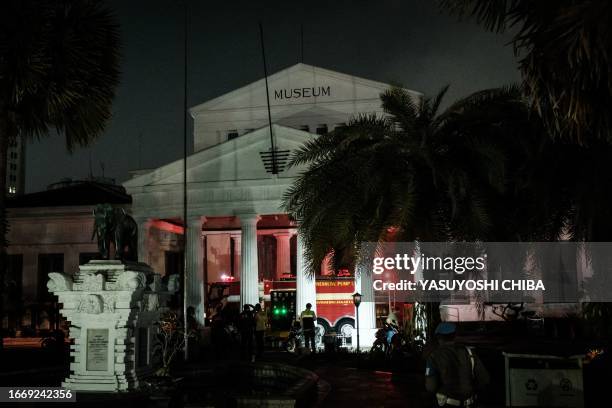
xmin=439 ymin=0 xmax=612 ymax=144
xmin=283 ymin=84 xmax=612 ymax=338
xmin=283 ymin=86 xmax=534 ymax=276
xmin=440 ymin=0 xmax=612 ymax=335
xmin=0 ymin=0 xmax=120 ymax=349
xmin=284 ymin=85 xmax=544 ymax=339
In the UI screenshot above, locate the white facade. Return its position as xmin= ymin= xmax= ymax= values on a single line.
xmin=190 ymin=63 xmax=420 ymax=151
xmin=124 ymin=63 xmax=420 ymax=348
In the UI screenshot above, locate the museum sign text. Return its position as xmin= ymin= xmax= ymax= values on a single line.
xmin=274 ymin=86 xmax=331 ymax=100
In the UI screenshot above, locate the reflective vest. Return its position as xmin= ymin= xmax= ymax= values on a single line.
xmin=300 ymin=309 xmax=316 ymax=331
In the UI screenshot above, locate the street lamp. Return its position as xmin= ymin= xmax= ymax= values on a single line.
xmin=352 ymin=292 xmax=362 ymax=351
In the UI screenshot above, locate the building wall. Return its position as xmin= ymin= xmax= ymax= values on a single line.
xmin=147 ymin=226 xmax=183 ymax=277
xmin=189 ymin=64 xmax=413 ymax=151
xmin=3 ymin=205 xmax=125 ymax=330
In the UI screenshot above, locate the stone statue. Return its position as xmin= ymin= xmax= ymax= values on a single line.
xmin=92 ymin=204 xmax=138 ymax=261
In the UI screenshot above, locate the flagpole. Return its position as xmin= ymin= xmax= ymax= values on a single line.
xmin=182 ymin=0 xmax=190 ymax=361
xmin=258 ymin=22 xmax=277 ymax=175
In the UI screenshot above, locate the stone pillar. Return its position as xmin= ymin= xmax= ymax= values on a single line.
xmin=185 ymin=217 xmax=204 ymax=325
xmin=230 ymin=232 xmax=241 ymax=280
xmin=296 ymin=233 xmax=317 ymax=317
xmin=274 ymin=232 xmax=292 ymax=280
xmin=353 ymin=264 xmax=377 ymax=350
xmin=135 ymin=217 xmax=151 ymax=265
xmin=239 ymin=214 xmax=259 ymax=308
xmin=47 ymin=261 xmax=177 ymax=392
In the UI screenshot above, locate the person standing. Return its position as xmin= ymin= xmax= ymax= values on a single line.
xmin=385 ymin=306 xmax=400 ymax=346
xmin=425 ymin=323 xmax=490 ymax=407
xmin=254 ymin=304 xmax=267 ymax=358
xmin=238 ymin=304 xmax=255 ymax=361
xmin=300 ymin=303 xmax=317 ymax=353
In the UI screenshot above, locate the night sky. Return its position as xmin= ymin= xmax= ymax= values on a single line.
xmin=25 ymin=0 xmax=519 ymax=193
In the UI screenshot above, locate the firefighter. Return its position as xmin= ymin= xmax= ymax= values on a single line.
xmin=425 ymin=322 xmax=490 ymax=407
xmin=300 ymin=303 xmax=317 ymax=353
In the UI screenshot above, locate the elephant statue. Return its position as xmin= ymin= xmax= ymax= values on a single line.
xmin=92 ymin=204 xmax=138 ymax=261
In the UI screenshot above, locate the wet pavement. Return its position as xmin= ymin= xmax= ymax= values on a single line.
xmin=0 ymin=347 xmax=433 ymax=407
xmin=0 ymin=346 xmax=556 ymax=408
xmin=314 ymin=366 xmax=427 ymax=408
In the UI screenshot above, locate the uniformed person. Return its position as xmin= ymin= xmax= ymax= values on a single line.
xmin=425 ymin=323 xmax=490 ymax=407
xmin=300 ymin=303 xmax=317 ymax=353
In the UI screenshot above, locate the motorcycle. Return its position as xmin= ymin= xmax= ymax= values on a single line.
xmin=371 ymin=323 xmax=398 ymax=355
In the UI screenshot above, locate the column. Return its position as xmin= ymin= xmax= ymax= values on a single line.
xmin=239 ymin=214 xmax=260 ymax=308
xmin=354 ymin=263 xmax=377 ymax=350
xmin=274 ymin=232 xmax=292 ymax=280
xmin=230 ymin=232 xmax=241 ymax=280
xmin=296 ymin=233 xmax=317 ymax=318
xmin=185 ymin=216 xmax=204 ymax=325
xmin=135 ymin=217 xmax=151 ymax=265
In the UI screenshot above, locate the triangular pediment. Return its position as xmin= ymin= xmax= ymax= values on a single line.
xmin=189 ymin=63 xmax=419 ymax=115
xmin=124 ymin=125 xmax=314 ymax=188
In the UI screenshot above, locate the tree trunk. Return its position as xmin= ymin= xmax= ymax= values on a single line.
xmin=0 ymin=112 xmax=11 ymax=352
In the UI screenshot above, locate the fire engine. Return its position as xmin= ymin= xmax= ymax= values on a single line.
xmin=207 ymin=272 xmax=357 ymax=344
xmin=265 ymin=275 xmax=356 ymax=342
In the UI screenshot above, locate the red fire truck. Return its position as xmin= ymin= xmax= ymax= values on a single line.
xmin=207 ymin=274 xmax=357 ymax=342
xmin=264 ymin=275 xmax=356 ymax=340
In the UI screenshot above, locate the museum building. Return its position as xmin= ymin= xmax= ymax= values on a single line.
xmin=3 ymin=64 xmax=574 ymax=342
xmin=122 ymin=63 xmax=422 ymax=346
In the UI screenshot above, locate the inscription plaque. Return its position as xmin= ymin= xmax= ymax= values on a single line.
xmin=86 ymin=329 xmax=109 ymax=371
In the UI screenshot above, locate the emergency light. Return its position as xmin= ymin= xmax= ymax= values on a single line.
xmin=270 ymin=290 xmax=296 ymax=330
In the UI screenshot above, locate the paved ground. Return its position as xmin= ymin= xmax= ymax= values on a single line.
xmin=0 ymin=347 xmax=433 ymax=407
xmin=0 ymin=343 xmax=607 ymax=407
xmin=314 ymin=367 xmax=427 ymax=408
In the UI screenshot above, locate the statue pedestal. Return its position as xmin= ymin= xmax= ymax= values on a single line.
xmin=48 ymin=260 xmax=176 ymax=392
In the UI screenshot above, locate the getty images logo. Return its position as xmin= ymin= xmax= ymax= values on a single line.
xmin=372 ymin=253 xmax=487 ymax=275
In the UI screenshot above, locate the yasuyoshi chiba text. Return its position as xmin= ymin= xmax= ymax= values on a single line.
xmin=373 ymin=279 xmax=546 ymax=292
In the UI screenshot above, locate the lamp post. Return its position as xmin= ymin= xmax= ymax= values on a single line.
xmin=352 ymin=292 xmax=362 ymax=351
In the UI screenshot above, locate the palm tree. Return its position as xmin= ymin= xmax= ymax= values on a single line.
xmin=439 ymin=0 xmax=612 ymax=144
xmin=0 ymin=0 xmax=120 ymax=350
xmin=440 ymin=0 xmax=612 ymax=335
xmin=284 ymin=85 xmax=531 ymax=276
xmin=283 ymin=84 xmax=566 ymax=340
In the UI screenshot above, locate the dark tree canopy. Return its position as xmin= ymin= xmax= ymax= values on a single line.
xmin=0 ymin=0 xmax=121 ymax=148
xmin=0 ymin=0 xmax=120 ymax=349
xmin=440 ymin=0 xmax=612 ymax=144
